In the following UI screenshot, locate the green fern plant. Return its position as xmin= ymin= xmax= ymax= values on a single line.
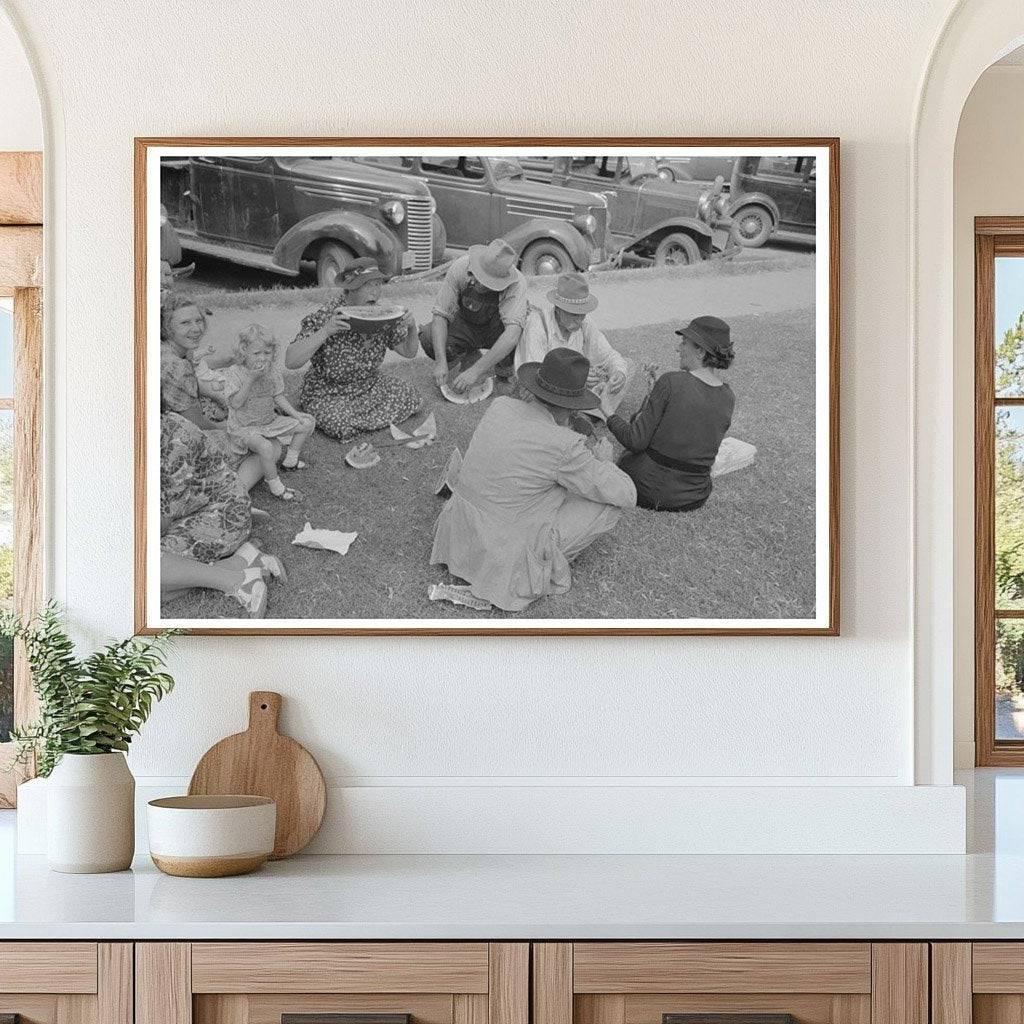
xmin=1 ymin=603 xmax=178 ymax=777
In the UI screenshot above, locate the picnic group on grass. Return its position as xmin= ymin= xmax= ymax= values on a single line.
xmin=158 ymin=238 xmax=737 ymax=619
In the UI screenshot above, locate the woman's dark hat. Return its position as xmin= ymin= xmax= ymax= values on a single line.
xmin=675 ymin=315 xmax=733 ymax=356
xmin=518 ymin=347 xmax=601 ymax=411
xmin=340 ymin=257 xmax=386 ymax=291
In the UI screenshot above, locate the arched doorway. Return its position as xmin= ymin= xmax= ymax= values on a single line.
xmin=914 ymin=0 xmax=1024 ymax=785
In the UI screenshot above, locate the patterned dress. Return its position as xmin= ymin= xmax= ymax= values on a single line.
xmin=297 ymin=296 xmax=422 ymax=441
xmin=159 ymin=343 xmax=226 ymax=423
xmin=160 ymin=413 xmax=252 ymax=564
xmin=221 ymin=365 xmax=302 ymax=457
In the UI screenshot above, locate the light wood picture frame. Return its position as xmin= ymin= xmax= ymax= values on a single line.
xmin=136 ymin=137 xmax=839 ymax=636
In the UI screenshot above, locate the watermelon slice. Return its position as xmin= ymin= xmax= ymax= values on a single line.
xmin=441 ymin=377 xmax=493 ymax=405
xmin=345 ymin=442 xmax=381 ymax=469
xmin=342 ymin=304 xmax=407 ymax=333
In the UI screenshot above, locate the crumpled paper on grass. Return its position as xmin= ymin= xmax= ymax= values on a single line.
xmin=390 ymin=412 xmax=436 ymax=449
xmin=292 ymin=522 xmax=358 ymax=555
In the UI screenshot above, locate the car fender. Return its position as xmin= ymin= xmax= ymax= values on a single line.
xmin=160 ymin=219 xmax=182 ymax=266
xmin=503 ymin=218 xmax=591 ymax=270
xmin=623 ymin=216 xmax=715 ymax=255
xmin=273 ymin=212 xmax=403 ymax=276
xmin=432 ymin=212 xmax=447 ymax=267
xmin=725 ymin=191 xmax=781 ymax=228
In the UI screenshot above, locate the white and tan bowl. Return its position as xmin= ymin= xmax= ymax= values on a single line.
xmin=147 ymin=795 xmax=276 ymax=878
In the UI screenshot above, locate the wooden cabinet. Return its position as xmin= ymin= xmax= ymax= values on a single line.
xmin=0 ymin=938 xmax=936 ymax=1024
xmin=0 ymin=942 xmax=132 ymax=1024
xmin=136 ymin=943 xmax=528 ymax=1024
xmin=532 ymin=943 xmax=928 ymax=1024
xmin=931 ymin=943 xmax=1024 ymax=1024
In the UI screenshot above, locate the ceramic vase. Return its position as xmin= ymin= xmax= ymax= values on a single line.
xmin=46 ymin=752 xmax=135 ymax=873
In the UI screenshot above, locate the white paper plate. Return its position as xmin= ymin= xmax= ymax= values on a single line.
xmin=440 ymin=377 xmax=494 ymax=405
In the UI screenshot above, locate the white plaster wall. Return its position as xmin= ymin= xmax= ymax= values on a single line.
xmin=0 ymin=0 xmax=978 ymax=850
xmin=952 ymin=65 xmax=1024 ymax=768
xmin=0 ymin=7 xmax=40 ymax=150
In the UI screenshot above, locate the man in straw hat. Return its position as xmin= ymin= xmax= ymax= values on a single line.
xmin=516 ymin=272 xmax=633 ymax=421
xmin=419 ymin=238 xmax=528 ymax=394
xmin=431 ymin=347 xmax=636 ymax=611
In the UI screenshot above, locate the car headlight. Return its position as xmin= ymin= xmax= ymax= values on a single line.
xmin=381 ymin=200 xmax=405 ymax=225
xmin=574 ymin=212 xmax=597 ymax=235
xmin=697 ymin=193 xmax=715 ymax=224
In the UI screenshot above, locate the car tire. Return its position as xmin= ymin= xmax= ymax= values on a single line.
xmin=729 ymin=205 xmax=774 ymax=248
xmin=520 ymin=239 xmax=572 ymax=277
xmin=653 ymin=232 xmax=702 ymax=267
xmin=316 ymin=241 xmax=356 ymax=287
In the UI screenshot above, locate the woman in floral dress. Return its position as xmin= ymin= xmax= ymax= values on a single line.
xmin=160 ymin=296 xmax=227 ymax=427
xmin=160 ymin=412 xmax=285 ymax=618
xmin=285 ymin=257 xmax=421 ymax=441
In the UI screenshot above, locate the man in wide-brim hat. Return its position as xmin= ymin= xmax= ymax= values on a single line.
xmin=515 ymin=271 xmax=633 ymax=421
xmin=431 ymin=347 xmax=636 ymax=611
xmin=419 ymin=237 xmax=529 ymax=394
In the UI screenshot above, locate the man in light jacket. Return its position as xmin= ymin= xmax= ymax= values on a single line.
xmin=431 ymin=348 xmax=636 ymax=611
xmin=515 ymin=272 xmax=633 ymax=420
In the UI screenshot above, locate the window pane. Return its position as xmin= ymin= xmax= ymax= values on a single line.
xmin=996 ymin=256 xmax=1024 ymax=396
xmin=422 ymin=156 xmax=460 ymax=174
xmin=0 ymin=408 xmax=11 ymax=742
xmin=996 ymin=407 xmax=1024 ymax=608
xmin=0 ymin=300 xmax=12 ymax=399
xmin=998 ymin=620 xmax=1024 ymax=740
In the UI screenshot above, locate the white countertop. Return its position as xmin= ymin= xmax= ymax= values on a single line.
xmin=1 ymin=770 xmax=1022 ymax=941
xmin=1 ymin=850 xmax=1024 ymax=940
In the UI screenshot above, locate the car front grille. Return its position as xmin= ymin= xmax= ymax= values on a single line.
xmin=405 ymin=197 xmax=435 ymax=271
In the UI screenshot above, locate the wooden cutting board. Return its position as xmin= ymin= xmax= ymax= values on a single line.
xmin=188 ymin=691 xmax=326 ymax=859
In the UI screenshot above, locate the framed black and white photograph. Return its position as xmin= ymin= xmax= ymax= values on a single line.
xmin=135 ymin=137 xmax=839 ymax=635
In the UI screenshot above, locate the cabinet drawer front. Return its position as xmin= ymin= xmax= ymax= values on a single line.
xmin=196 ymin=993 xmax=457 ymax=1024
xmin=192 ymin=943 xmax=490 ymax=994
xmin=973 ymin=944 xmax=1024 ymax=992
xmin=0 ymin=942 xmax=97 ymax=993
xmin=573 ymin=944 xmax=872 ymax=994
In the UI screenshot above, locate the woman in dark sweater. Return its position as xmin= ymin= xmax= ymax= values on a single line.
xmin=607 ymin=316 xmax=735 ymax=511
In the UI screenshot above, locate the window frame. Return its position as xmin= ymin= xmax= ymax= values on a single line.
xmin=0 ymin=151 xmax=43 ymax=806
xmin=975 ymin=217 xmax=1024 ymax=765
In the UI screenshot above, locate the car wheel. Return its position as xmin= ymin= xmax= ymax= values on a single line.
xmin=653 ymin=232 xmax=701 ymax=267
xmin=520 ymin=239 xmax=572 ymax=277
xmin=657 ymin=167 xmax=676 ymax=182
xmin=316 ymin=242 xmax=356 ymax=287
xmin=729 ymin=205 xmax=774 ymax=248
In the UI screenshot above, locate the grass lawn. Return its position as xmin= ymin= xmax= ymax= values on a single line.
xmin=162 ymin=307 xmax=817 ymax=622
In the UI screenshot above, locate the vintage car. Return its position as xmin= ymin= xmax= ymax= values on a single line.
xmin=160 ymin=156 xmax=446 ymax=286
xmin=529 ymin=156 xmax=730 ymax=266
xmin=654 ymin=155 xmax=737 ymax=183
xmin=725 ymin=155 xmax=815 ymax=247
xmin=355 ymin=155 xmax=609 ymax=276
